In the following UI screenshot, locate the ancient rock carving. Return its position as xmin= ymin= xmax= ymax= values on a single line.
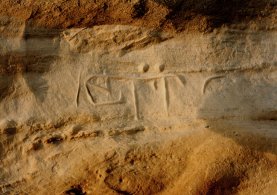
xmin=203 ymin=75 xmax=226 ymax=94
xmin=77 ymin=66 xmax=186 ymax=120
xmin=85 ymin=75 xmax=125 ymax=106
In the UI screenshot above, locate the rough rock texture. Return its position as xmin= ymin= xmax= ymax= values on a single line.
xmin=0 ymin=0 xmax=277 ymax=194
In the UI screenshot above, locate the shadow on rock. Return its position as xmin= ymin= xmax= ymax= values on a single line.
xmin=0 ymin=25 xmax=61 ymax=103
xmin=197 ymin=67 xmax=277 ymax=155
xmin=154 ymin=0 xmax=276 ymax=31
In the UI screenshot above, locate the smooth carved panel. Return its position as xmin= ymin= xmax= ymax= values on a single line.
xmin=134 ymin=79 xmax=167 ymax=120
xmin=77 ymin=72 xmax=187 ymax=121
xmin=75 ymin=62 xmax=277 ymax=122
xmin=198 ymin=70 xmax=277 ymax=120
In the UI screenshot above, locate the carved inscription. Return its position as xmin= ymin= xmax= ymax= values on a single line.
xmin=202 ymin=75 xmax=225 ymax=94
xmin=76 ymin=66 xmax=186 ymax=120
xmin=85 ymin=75 xmax=124 ymax=106
xmin=75 ymin=66 xmax=229 ymax=121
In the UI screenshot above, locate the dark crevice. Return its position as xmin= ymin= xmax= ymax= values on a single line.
xmin=65 ymin=185 xmax=86 ymax=195
xmin=46 ymin=136 xmax=64 ymax=144
xmin=199 ymin=175 xmax=242 ymax=195
xmin=132 ymin=0 xmax=148 ymax=19
xmin=206 ymin=176 xmax=241 ymax=195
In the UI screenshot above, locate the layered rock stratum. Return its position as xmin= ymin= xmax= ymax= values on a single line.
xmin=0 ymin=0 xmax=277 ymax=194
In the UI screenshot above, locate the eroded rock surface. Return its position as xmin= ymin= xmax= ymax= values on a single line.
xmin=0 ymin=1 xmax=277 ymax=194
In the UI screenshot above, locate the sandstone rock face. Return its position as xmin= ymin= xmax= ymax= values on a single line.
xmin=0 ymin=1 xmax=277 ymax=194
